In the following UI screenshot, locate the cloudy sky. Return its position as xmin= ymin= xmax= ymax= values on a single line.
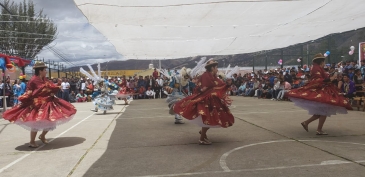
xmin=13 ymin=0 xmax=123 ymax=66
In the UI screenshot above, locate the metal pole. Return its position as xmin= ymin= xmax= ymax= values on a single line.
xmin=58 ymin=62 xmax=60 ymax=78
xmin=48 ymin=60 xmax=51 ymax=78
xmin=300 ymin=45 xmax=304 ymax=68
xmin=265 ymin=53 xmax=268 ymax=70
xmin=280 ymin=49 xmax=284 ymax=69
xmin=252 ymin=55 xmax=255 ymax=72
xmin=307 ymin=44 xmax=309 ymax=65
xmin=2 ymin=69 xmax=6 ymax=111
xmin=327 ymin=35 xmax=331 ymax=64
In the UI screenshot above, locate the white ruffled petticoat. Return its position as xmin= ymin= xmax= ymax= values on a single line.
xmin=15 ymin=115 xmax=75 ymax=132
xmin=290 ymin=97 xmax=348 ymax=117
xmin=187 ymin=115 xmax=222 ymax=128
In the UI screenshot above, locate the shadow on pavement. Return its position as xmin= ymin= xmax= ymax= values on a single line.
xmin=15 ymin=137 xmax=86 ymax=151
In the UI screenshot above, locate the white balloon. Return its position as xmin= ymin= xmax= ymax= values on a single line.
xmin=324 ymin=53 xmax=328 ymax=57
xmin=350 ymin=46 xmax=355 ymax=51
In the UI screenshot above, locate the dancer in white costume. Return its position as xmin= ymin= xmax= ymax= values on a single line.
xmin=159 ymin=68 xmax=186 ymax=124
xmin=161 ymin=57 xmax=225 ymax=124
xmin=79 ymin=64 xmax=118 ymax=114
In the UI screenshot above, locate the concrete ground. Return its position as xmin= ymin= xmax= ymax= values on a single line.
xmin=0 ymin=97 xmax=364 ymax=177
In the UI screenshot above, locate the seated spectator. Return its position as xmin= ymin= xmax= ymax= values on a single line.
xmin=69 ymin=91 xmax=76 ymax=103
xmin=271 ymin=78 xmax=281 ymax=100
xmin=230 ymin=84 xmax=238 ymax=96
xmin=258 ymin=80 xmax=270 ymax=99
xmin=86 ymin=95 xmax=92 ymax=102
xmin=354 ymin=69 xmax=364 ymax=97
xmin=146 ymin=87 xmax=155 ymax=99
xmin=341 ymin=74 xmax=355 ymax=99
xmin=138 ymin=86 xmax=146 ymax=99
xmin=254 ymin=80 xmax=263 ymax=97
xmin=244 ymin=80 xmax=253 ymax=96
xmin=76 ymin=90 xmax=87 ymax=102
xmin=277 ymin=81 xmax=291 ymax=101
xmin=238 ymin=82 xmax=246 ymax=96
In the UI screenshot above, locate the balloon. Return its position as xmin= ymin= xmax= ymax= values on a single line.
xmin=349 ymin=50 xmax=354 ymax=55
xmin=278 ymin=59 xmax=283 ymax=65
xmin=6 ymin=64 xmax=13 ymax=69
xmin=7 ymin=66 xmax=15 ymax=73
xmin=19 ymin=76 xmax=23 ymax=80
xmin=350 ymin=46 xmax=355 ymax=51
xmin=325 ymin=51 xmax=330 ymax=55
xmin=297 ymin=58 xmax=301 ymax=62
xmin=324 ymin=53 xmax=328 ymax=57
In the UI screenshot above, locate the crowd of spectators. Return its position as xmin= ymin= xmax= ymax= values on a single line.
xmin=1 ymin=59 xmax=364 ymax=108
xmin=229 ymin=60 xmax=365 ymax=104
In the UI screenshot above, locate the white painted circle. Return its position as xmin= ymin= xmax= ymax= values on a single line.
xmin=219 ymin=140 xmax=365 ymax=172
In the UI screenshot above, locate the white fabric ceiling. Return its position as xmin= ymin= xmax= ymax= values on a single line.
xmin=74 ymin=0 xmax=365 ymax=59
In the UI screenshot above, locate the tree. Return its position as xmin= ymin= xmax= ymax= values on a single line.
xmin=0 ymin=0 xmax=57 ymax=58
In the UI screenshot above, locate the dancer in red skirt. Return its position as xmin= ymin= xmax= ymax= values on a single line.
xmin=2 ymin=62 xmax=77 ymax=147
xmin=173 ymin=60 xmax=234 ymax=145
xmin=116 ymin=76 xmax=133 ymax=104
xmin=288 ymin=53 xmax=352 ymax=135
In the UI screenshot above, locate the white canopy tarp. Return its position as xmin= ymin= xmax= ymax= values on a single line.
xmin=74 ymin=0 xmax=365 ymax=59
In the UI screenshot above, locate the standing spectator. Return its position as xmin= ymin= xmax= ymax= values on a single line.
xmin=56 ymin=78 xmax=63 ymax=98
xmin=80 ymin=77 xmax=87 ymax=94
xmin=360 ymin=59 xmax=365 ymax=77
xmin=154 ymin=82 xmax=161 ymax=98
xmin=149 ymin=75 xmax=156 ymax=90
xmin=61 ymin=78 xmax=70 ymax=102
xmin=70 ymin=78 xmax=77 ymax=93
xmin=152 ymin=68 xmax=159 ymax=79
xmin=348 ymin=67 xmax=355 ymax=80
xmin=19 ymin=78 xmax=26 ymax=96
xmin=156 ymin=76 xmax=163 ymax=87
xmin=13 ymin=80 xmax=21 ymax=105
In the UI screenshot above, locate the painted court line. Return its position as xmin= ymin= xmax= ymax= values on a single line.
xmin=131 ymin=140 xmax=365 ymax=177
xmin=130 ymin=160 xmax=365 ymax=177
xmin=127 ymin=108 xmax=168 ymax=111
xmin=220 ymin=140 xmax=365 ymax=172
xmin=234 ymin=110 xmax=305 ymax=115
xmin=0 ymin=112 xmax=96 ymax=174
xmin=118 ymin=116 xmax=171 ymax=119
xmin=68 ymin=105 xmax=129 ymax=176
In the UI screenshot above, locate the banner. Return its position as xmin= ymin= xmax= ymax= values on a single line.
xmin=359 ymin=42 xmax=365 ymax=65
xmin=70 ymin=70 xmax=142 ymax=78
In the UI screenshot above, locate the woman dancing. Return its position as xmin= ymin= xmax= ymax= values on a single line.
xmin=2 ymin=62 xmax=77 ymax=147
xmin=173 ymin=60 xmax=234 ymax=145
xmin=288 ymin=53 xmax=352 ymax=135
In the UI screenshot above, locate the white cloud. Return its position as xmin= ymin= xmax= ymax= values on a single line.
xmin=11 ymin=0 xmax=124 ymax=66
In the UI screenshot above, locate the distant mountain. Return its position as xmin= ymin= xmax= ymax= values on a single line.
xmin=71 ymin=28 xmax=365 ymax=71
